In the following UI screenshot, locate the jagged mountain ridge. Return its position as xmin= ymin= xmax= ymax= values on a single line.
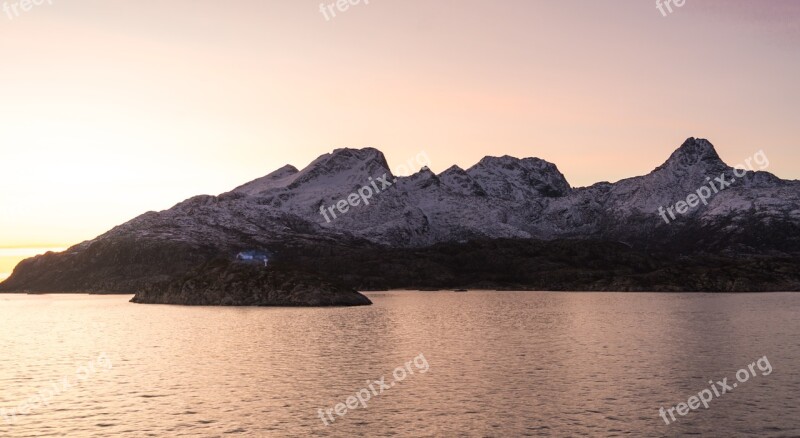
xmin=221 ymin=138 xmax=799 ymax=251
xmin=226 ymin=145 xmax=578 ymax=245
xmin=535 ymin=139 xmax=799 ymax=252
xmin=1 ymin=137 xmax=799 ymax=295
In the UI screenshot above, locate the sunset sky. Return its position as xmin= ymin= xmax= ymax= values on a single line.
xmin=1 ymin=0 xmax=798 ymax=273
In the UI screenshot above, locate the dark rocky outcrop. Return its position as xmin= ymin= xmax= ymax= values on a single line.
xmin=130 ymin=259 xmax=372 ymax=306
xmin=0 ymin=238 xmax=215 ymax=294
xmin=283 ymin=239 xmax=800 ymax=292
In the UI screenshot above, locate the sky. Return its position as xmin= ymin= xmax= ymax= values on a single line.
xmin=0 ymin=0 xmax=798 ymax=264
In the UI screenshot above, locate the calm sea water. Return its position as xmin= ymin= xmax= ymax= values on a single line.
xmin=1 ymin=292 xmax=798 ymax=437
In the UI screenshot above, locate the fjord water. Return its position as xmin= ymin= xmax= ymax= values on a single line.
xmin=1 ymin=292 xmax=798 ymax=437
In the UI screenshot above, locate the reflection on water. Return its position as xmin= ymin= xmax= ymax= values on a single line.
xmin=0 ymin=291 xmax=798 ymax=437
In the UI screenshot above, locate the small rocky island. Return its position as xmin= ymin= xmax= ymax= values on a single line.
xmin=131 ymin=259 xmax=371 ymax=307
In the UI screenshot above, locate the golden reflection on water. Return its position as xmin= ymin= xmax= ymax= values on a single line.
xmin=0 ymin=292 xmax=798 ymax=436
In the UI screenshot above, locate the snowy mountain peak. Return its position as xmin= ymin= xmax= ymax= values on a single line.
xmin=659 ymin=137 xmax=724 ymax=170
xmin=328 ymin=147 xmax=389 ymax=168
xmin=395 ymin=166 xmax=439 ymax=192
xmin=439 ymin=165 xmax=487 ymax=196
xmin=272 ymin=164 xmax=300 ymax=177
xmin=232 ymin=164 xmax=300 ymax=195
xmin=408 ymin=166 xmax=436 ymax=178
xmin=231 ymin=148 xmax=391 ymax=197
xmin=466 ymin=155 xmax=571 ymax=200
xmin=441 ymin=165 xmax=465 ymax=174
xmin=288 ymin=147 xmax=391 ymax=190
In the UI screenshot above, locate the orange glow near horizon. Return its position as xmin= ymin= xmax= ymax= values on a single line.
xmin=1 ymin=0 xmax=798 ymax=252
xmin=0 ymin=248 xmax=66 ymax=279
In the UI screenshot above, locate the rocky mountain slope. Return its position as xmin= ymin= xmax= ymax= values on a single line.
xmin=228 ymin=138 xmax=800 ymax=252
xmin=1 ymin=137 xmax=799 ymax=300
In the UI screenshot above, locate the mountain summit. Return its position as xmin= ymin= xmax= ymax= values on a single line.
xmin=657 ymin=137 xmax=725 ymax=172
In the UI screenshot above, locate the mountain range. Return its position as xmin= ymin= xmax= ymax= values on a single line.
xmin=2 ymin=137 xmax=799 ymax=304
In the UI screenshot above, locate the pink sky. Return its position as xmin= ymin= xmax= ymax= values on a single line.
xmin=0 ymin=0 xmax=798 ymax=251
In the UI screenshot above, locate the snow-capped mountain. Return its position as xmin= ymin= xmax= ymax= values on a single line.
xmin=214 ymin=137 xmax=799 ymax=251
xmin=2 ymin=137 xmax=799 ymax=295
xmin=535 ymin=139 xmax=800 ymax=252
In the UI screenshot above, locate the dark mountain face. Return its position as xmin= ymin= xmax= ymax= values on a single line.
xmin=2 ymin=137 xmax=799 ymax=299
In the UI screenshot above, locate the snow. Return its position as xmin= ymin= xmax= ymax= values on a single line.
xmin=81 ymin=138 xmax=800 ymax=251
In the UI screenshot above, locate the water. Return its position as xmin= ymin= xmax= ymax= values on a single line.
xmin=1 ymin=291 xmax=798 ymax=437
